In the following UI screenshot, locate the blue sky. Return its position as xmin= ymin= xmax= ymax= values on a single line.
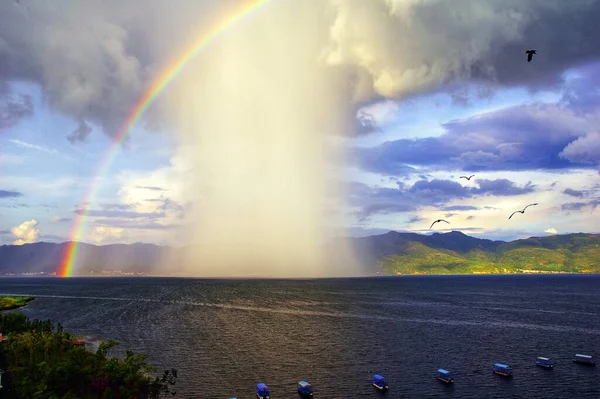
xmin=1 ymin=0 xmax=600 ymax=246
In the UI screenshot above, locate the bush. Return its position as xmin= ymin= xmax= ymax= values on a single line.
xmin=0 ymin=313 xmax=177 ymax=398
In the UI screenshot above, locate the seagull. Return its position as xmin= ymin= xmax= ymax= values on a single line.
xmin=430 ymin=219 xmax=450 ymax=229
xmin=460 ymin=175 xmax=475 ymax=181
xmin=526 ymin=49 xmax=537 ymax=62
xmin=509 ymin=203 xmax=538 ymax=219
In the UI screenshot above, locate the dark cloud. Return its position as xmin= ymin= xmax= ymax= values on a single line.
xmin=561 ymin=199 xmax=600 ymax=211
xmin=356 ymin=103 xmax=598 ymax=174
xmin=350 ymin=177 xmax=533 ymax=219
xmin=348 ymin=182 xmax=418 ymax=220
xmin=563 ymin=188 xmax=586 ymax=198
xmin=0 ymin=83 xmax=33 ymax=130
xmin=444 ymin=213 xmax=458 ymax=218
xmin=560 ymin=61 xmax=600 ymax=115
xmin=2 ymin=0 xmax=597 ymax=142
xmin=561 ymin=202 xmax=587 ymax=211
xmin=354 ymin=111 xmax=382 ymax=135
xmin=67 ymin=120 xmax=92 ymax=144
xmin=52 ymin=217 xmax=72 ymax=223
xmin=408 ymin=179 xmax=471 ymax=202
xmin=442 ymin=205 xmax=479 ymax=211
xmin=0 ymin=189 xmax=22 ymax=198
xmin=407 ymin=215 xmax=424 ymax=223
xmin=472 ymin=179 xmax=535 ymax=196
xmin=74 ymin=208 xmax=165 ymax=219
xmin=466 ymin=215 xmax=475 ymax=220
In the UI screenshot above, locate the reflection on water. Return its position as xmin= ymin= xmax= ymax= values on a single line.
xmin=1 ymin=275 xmax=599 ymax=398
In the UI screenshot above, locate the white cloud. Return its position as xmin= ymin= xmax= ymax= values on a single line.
xmin=10 ymin=219 xmax=39 ymax=245
xmin=117 ymin=151 xmax=196 ymax=214
xmin=89 ymin=225 xmax=125 ymax=244
xmin=9 ymin=139 xmax=76 ymax=162
xmin=544 ymin=227 xmax=558 ymax=234
xmin=9 ymin=139 xmax=58 ymax=154
xmin=357 ymin=100 xmax=400 ymax=126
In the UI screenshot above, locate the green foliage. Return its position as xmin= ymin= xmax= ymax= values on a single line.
xmin=378 ymin=234 xmax=600 ymax=274
xmin=0 ymin=313 xmax=177 ymax=398
xmin=0 ymin=296 xmax=35 ymax=311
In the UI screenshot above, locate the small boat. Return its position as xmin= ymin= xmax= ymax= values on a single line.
xmin=535 ymin=357 xmax=553 ymax=368
xmin=436 ymin=368 xmax=454 ymax=383
xmin=297 ymin=380 xmax=313 ymax=396
xmin=256 ymin=383 xmax=270 ymax=399
xmin=372 ymin=374 xmax=389 ymax=390
xmin=573 ymin=354 xmax=596 ymax=366
xmin=492 ymin=363 xmax=513 ymax=377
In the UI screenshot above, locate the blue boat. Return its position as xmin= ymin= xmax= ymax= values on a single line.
xmin=372 ymin=374 xmax=389 ymax=390
xmin=297 ymin=380 xmax=313 ymax=396
xmin=492 ymin=363 xmax=513 ymax=377
xmin=573 ymin=354 xmax=596 ymax=366
xmin=436 ymin=368 xmax=454 ymax=383
xmin=256 ymin=383 xmax=270 ymax=399
xmin=535 ymin=357 xmax=553 ymax=368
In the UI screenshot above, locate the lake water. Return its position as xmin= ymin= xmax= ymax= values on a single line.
xmin=1 ymin=275 xmax=599 ymax=398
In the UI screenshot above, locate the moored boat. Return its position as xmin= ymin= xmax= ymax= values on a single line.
xmin=573 ymin=354 xmax=596 ymax=366
xmin=297 ymin=380 xmax=313 ymax=396
xmin=372 ymin=374 xmax=389 ymax=390
xmin=492 ymin=363 xmax=513 ymax=377
xmin=256 ymin=383 xmax=270 ymax=399
xmin=436 ymin=368 xmax=454 ymax=383
xmin=535 ymin=357 xmax=553 ymax=368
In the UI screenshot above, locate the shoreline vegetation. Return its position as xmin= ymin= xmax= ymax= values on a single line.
xmin=0 ymin=296 xmax=35 ymax=311
xmin=0 ymin=311 xmax=177 ymax=398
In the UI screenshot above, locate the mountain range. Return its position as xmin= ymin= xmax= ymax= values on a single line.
xmin=0 ymin=231 xmax=599 ymax=276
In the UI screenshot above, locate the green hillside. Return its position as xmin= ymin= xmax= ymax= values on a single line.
xmin=377 ymin=233 xmax=600 ymax=275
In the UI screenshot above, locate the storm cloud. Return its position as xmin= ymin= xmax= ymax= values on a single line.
xmin=356 ymin=103 xmax=599 ymax=174
xmin=0 ymin=189 xmax=23 ymax=198
xmin=0 ymin=82 xmax=33 ymax=131
xmin=1 ymin=0 xmax=600 ymax=140
xmin=351 ymin=177 xmax=534 ymax=218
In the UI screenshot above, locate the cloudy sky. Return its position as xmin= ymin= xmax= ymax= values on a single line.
xmin=1 ymin=0 xmax=600 ymax=247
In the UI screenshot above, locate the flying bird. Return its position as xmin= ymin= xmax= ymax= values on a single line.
xmin=460 ymin=175 xmax=475 ymax=181
xmin=430 ymin=219 xmax=450 ymax=229
xmin=526 ymin=49 xmax=537 ymax=62
xmin=509 ymin=203 xmax=538 ymax=219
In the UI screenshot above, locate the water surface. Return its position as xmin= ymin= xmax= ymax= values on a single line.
xmin=1 ymin=275 xmax=599 ymax=398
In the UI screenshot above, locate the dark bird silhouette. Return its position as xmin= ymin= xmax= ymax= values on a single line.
xmin=460 ymin=175 xmax=475 ymax=180
xmin=430 ymin=219 xmax=450 ymax=229
xmin=526 ymin=50 xmax=537 ymax=62
xmin=509 ymin=203 xmax=538 ymax=219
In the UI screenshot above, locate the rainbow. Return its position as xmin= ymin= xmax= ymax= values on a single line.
xmin=57 ymin=0 xmax=271 ymax=277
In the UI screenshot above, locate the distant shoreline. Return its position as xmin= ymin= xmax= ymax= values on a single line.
xmin=0 ymin=295 xmax=35 ymax=311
